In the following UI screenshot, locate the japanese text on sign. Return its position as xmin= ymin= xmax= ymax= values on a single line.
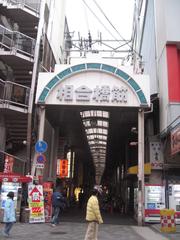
xmin=57 ymin=85 xmax=128 ymax=103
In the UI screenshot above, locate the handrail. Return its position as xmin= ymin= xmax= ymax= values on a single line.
xmin=6 ymin=0 xmax=41 ymax=13
xmin=0 ymin=79 xmax=30 ymax=107
xmin=0 ymin=24 xmax=36 ymax=57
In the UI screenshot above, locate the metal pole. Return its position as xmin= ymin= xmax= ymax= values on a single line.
xmin=26 ymin=0 xmax=45 ymax=175
xmin=137 ymin=109 xmax=145 ymax=226
xmin=31 ymin=106 xmax=46 ymax=177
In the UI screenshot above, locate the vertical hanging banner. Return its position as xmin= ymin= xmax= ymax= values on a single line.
xmin=3 ymin=155 xmax=14 ymax=173
xmin=59 ymin=159 xmax=68 ymax=178
xmin=28 ymin=184 xmax=45 ymax=223
xmin=171 ymin=127 xmax=180 ymax=155
xmin=150 ymin=142 xmax=163 ymax=169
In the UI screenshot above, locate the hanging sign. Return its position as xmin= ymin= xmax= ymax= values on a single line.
xmin=58 ymin=159 xmax=68 ymax=178
xmin=171 ymin=127 xmax=180 ymax=155
xmin=150 ymin=142 xmax=163 ymax=169
xmin=28 ymin=184 xmax=45 ymax=223
xmin=36 ymin=154 xmax=46 ymax=169
xmin=35 ymin=140 xmax=48 ymax=153
xmin=3 ymin=155 xmax=14 ymax=173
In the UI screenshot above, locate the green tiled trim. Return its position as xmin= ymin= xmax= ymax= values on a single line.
xmin=38 ymin=63 xmax=148 ymax=105
xmin=136 ymin=90 xmax=147 ymax=104
xmin=115 ymin=68 xmax=129 ymax=80
xmin=128 ymin=78 xmax=140 ymax=91
xmin=38 ymin=88 xmax=49 ymax=102
xmin=101 ymin=64 xmax=116 ymax=73
xmin=71 ymin=64 xmax=86 ymax=72
xmin=57 ymin=68 xmax=72 ymax=79
xmin=87 ymin=63 xmax=101 ymax=69
xmin=46 ymin=76 xmax=59 ymax=89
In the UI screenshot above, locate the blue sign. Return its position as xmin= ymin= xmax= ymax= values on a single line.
xmin=36 ymin=154 xmax=46 ymax=164
xmin=147 ymin=203 xmax=156 ymax=209
xmin=35 ymin=140 xmax=48 ymax=153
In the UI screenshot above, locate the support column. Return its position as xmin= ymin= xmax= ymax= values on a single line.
xmin=38 ymin=106 xmax=46 ymax=141
xmin=31 ymin=106 xmax=46 ymax=177
xmin=137 ymin=109 xmax=145 ymax=226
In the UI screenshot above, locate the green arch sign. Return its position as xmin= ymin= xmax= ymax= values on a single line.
xmin=38 ymin=63 xmax=148 ymax=105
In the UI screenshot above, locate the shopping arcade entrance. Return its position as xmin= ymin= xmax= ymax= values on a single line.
xmin=35 ymin=62 xmax=150 ymax=225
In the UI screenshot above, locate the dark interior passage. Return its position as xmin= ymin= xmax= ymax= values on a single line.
xmin=46 ymin=105 xmax=139 ymax=222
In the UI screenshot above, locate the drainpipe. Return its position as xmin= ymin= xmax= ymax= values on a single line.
xmin=137 ymin=108 xmax=145 ymax=226
xmin=26 ymin=0 xmax=45 ymax=175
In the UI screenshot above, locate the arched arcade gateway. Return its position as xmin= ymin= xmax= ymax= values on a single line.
xmin=35 ymin=62 xmax=150 ymax=225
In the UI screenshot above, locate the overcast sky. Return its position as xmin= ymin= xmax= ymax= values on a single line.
xmin=65 ymin=0 xmax=135 ymax=41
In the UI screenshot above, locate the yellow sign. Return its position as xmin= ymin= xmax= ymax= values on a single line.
xmin=160 ymin=209 xmax=176 ymax=233
xmin=127 ymin=163 xmax=151 ymax=175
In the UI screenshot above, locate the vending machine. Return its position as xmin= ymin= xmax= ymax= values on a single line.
xmin=168 ymin=184 xmax=180 ymax=224
xmin=0 ymin=182 xmax=21 ymax=209
xmin=0 ymin=182 xmax=22 ymax=221
xmin=144 ymin=184 xmax=165 ymax=223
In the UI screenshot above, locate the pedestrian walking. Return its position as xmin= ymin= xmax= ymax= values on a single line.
xmin=84 ymin=186 xmax=103 ymax=240
xmin=78 ymin=189 xmax=84 ymax=209
xmin=51 ymin=187 xmax=66 ymax=226
xmin=2 ymin=191 xmax=16 ymax=237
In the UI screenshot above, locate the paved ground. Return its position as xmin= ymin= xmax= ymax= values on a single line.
xmin=0 ymin=208 xmax=179 ymax=239
xmin=0 ymin=222 xmax=169 ymax=240
xmin=150 ymin=223 xmax=180 ymax=240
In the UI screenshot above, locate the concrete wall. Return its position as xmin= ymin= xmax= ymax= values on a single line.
xmin=140 ymin=0 xmax=158 ymax=95
xmin=165 ymin=0 xmax=180 ymax=41
xmin=46 ymin=0 xmax=66 ymax=63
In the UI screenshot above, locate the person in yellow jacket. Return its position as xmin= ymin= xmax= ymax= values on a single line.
xmin=84 ymin=186 xmax=103 ymax=240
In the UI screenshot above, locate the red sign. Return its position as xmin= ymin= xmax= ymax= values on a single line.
xmin=171 ymin=127 xmax=180 ymax=155
xmin=3 ymin=155 xmax=14 ymax=173
xmin=59 ymin=159 xmax=68 ymax=178
xmin=29 ymin=186 xmax=42 ymax=202
xmin=43 ymin=188 xmax=53 ymax=222
xmin=0 ymin=172 xmax=32 ymax=183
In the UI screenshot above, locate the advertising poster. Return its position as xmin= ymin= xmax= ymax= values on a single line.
xmin=3 ymin=155 xmax=14 ymax=173
xmin=28 ymin=184 xmax=45 ymax=223
xmin=43 ymin=188 xmax=53 ymax=222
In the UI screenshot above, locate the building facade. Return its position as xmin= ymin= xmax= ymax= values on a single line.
xmin=0 ymin=0 xmax=68 ymax=175
xmin=134 ymin=0 xmax=180 ymax=213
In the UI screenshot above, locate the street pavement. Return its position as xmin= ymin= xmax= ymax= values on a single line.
xmin=0 ymin=209 xmax=179 ymax=239
xmin=0 ymin=222 xmax=170 ymax=240
xmin=150 ymin=223 xmax=180 ymax=240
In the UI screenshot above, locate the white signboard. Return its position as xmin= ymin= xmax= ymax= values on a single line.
xmin=57 ymin=85 xmax=128 ymax=104
xmin=28 ymin=184 xmax=45 ymax=223
xmin=150 ymin=142 xmax=163 ymax=169
xmin=45 ymin=71 xmax=141 ymax=107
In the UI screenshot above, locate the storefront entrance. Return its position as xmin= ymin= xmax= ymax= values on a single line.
xmin=35 ymin=62 xmax=150 ymax=225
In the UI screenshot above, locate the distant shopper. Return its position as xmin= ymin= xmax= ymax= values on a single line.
xmin=3 ymin=191 xmax=16 ymax=237
xmin=51 ymin=187 xmax=66 ymax=226
xmin=84 ymin=186 xmax=103 ymax=240
xmin=78 ymin=189 xmax=84 ymax=209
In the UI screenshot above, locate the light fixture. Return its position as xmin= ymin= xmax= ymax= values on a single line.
xmin=90 ymin=118 xmax=97 ymax=127
xmin=129 ymin=142 xmax=138 ymax=146
xmin=131 ymin=127 xmax=138 ymax=134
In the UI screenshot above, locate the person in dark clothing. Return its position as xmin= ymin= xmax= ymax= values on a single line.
xmin=78 ymin=189 xmax=84 ymax=209
xmin=51 ymin=187 xmax=66 ymax=226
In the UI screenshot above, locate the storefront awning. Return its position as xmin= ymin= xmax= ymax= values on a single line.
xmin=0 ymin=172 xmax=32 ymax=183
xmin=127 ymin=163 xmax=151 ymax=175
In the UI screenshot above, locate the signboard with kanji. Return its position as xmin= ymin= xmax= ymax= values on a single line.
xmin=150 ymin=142 xmax=163 ymax=169
xmin=171 ymin=127 xmax=180 ymax=155
xmin=58 ymin=159 xmax=68 ymax=178
xmin=28 ymin=184 xmax=45 ymax=223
